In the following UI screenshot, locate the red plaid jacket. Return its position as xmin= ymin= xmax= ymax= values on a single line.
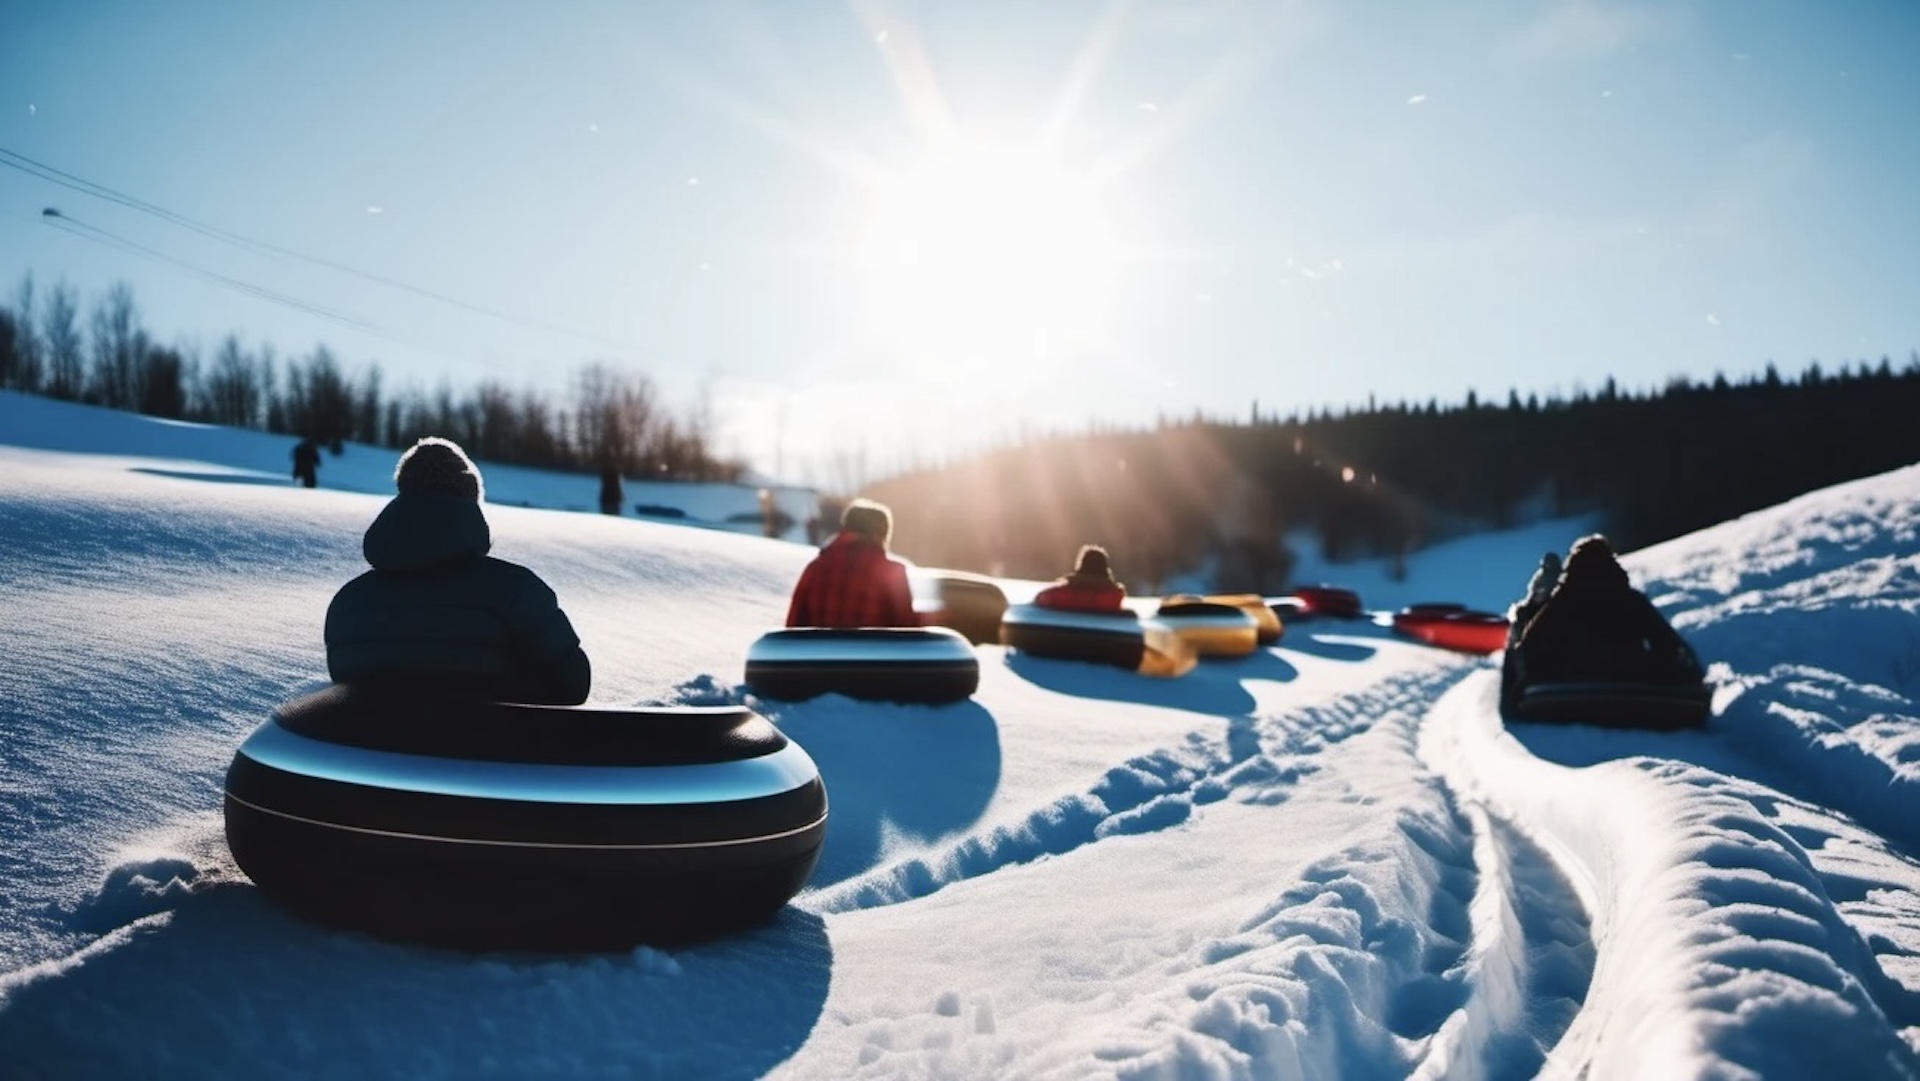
xmin=785 ymin=532 xmax=920 ymax=628
xmin=1033 ymin=572 xmax=1128 ymax=613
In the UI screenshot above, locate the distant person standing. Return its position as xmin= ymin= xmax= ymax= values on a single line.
xmin=599 ymin=466 xmax=624 ymax=516
xmin=291 ymin=438 xmax=320 ymax=489
xmin=758 ymin=488 xmax=779 ymax=538
xmin=785 ymin=498 xmax=919 ymax=628
xmin=1033 ymin=544 xmax=1128 ymax=613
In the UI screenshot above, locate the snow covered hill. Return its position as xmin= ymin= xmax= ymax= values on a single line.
xmin=1 ymin=390 xmax=1917 ymax=1079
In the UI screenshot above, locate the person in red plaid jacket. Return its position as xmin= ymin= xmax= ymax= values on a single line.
xmin=1033 ymin=544 xmax=1128 ymax=613
xmin=785 ymin=498 xmax=920 ymax=628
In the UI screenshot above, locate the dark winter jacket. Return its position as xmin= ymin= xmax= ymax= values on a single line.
xmin=785 ymin=531 xmax=919 ymax=628
xmin=325 ymin=492 xmax=592 ymax=704
xmin=1033 ymin=571 xmax=1128 ymax=614
xmin=1514 ymin=553 xmax=1700 ymax=688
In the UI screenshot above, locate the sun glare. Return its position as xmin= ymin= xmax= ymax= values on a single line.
xmin=860 ymin=142 xmax=1120 ymax=370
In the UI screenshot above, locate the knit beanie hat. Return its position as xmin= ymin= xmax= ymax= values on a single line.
xmin=394 ymin=437 xmax=485 ymax=501
xmin=1074 ymin=544 xmax=1112 ymax=577
xmin=1564 ymin=533 xmax=1626 ymax=588
xmin=840 ymin=499 xmax=893 ymax=546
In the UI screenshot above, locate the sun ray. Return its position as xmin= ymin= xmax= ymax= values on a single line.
xmin=855 ymin=0 xmax=958 ymax=151
xmin=1091 ymin=5 xmax=1307 ymax=182
xmin=1040 ymin=0 xmax=1132 ymax=150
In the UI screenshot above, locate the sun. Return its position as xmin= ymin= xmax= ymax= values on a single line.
xmin=858 ymin=140 xmax=1121 ymax=370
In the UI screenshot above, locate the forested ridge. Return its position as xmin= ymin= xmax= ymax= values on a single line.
xmin=4 ymin=274 xmax=1915 ymax=594
xmin=867 ymin=358 xmax=1920 ymax=591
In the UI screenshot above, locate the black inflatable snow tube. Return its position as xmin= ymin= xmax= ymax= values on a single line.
xmin=1000 ymin=604 xmax=1152 ymax=670
xmin=744 ymin=626 xmax=980 ymax=704
xmin=1508 ymin=680 xmax=1711 ymax=730
xmin=223 ymin=685 xmax=828 ymax=950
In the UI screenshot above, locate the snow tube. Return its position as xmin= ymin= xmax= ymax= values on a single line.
xmin=223 ymin=685 xmax=827 ymax=951
xmin=744 ymin=626 xmax=979 ymax=703
xmin=1508 ymin=680 xmax=1712 ymax=730
xmin=1154 ymin=599 xmax=1261 ymax=658
xmin=1391 ymin=606 xmax=1510 ymax=655
xmin=914 ymin=569 xmax=1009 ymax=646
xmin=1167 ymin=593 xmax=1283 ymax=644
xmin=1288 ymin=585 xmax=1364 ymax=619
xmin=1000 ymin=604 xmax=1197 ymax=678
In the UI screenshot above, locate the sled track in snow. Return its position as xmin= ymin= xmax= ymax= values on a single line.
xmin=807 ymin=666 xmax=1466 ymax=915
xmin=1404 ymin=797 xmax=1595 ymax=1080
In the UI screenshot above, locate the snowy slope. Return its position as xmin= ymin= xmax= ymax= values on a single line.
xmin=1 ymin=390 xmax=1917 ymax=1080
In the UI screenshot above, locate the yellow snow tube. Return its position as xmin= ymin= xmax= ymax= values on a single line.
xmin=1153 ymin=598 xmax=1261 ymax=659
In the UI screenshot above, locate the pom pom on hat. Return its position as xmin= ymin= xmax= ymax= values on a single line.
xmin=394 ymin=437 xmax=484 ymax=501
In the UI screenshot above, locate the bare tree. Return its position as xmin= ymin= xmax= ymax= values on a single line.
xmin=571 ymin=361 xmax=658 ymax=473
xmin=136 ymin=340 xmax=188 ymax=418
xmin=516 ymin=389 xmax=565 ymax=469
xmin=201 ymin=335 xmax=262 ymax=428
xmin=7 ymin=273 xmax=42 ymax=392
xmin=353 ymin=364 xmax=383 ymax=445
xmin=42 ymin=282 xmax=84 ymax=401
xmin=88 ymin=282 xmax=142 ymax=408
xmin=282 ymin=346 xmax=355 ymax=442
xmin=469 ymin=380 xmax=520 ymax=462
xmin=0 ymin=306 xmax=17 ymax=391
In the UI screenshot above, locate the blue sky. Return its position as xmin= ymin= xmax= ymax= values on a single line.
xmin=4 ymin=0 xmax=1918 ymax=480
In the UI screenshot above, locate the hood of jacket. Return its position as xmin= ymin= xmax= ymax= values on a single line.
xmin=362 ymin=491 xmax=492 ymax=573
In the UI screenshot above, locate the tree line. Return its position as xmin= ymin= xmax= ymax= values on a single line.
xmin=867 ymin=356 xmax=1920 ymax=593
xmin=0 ymin=274 xmax=742 ymax=481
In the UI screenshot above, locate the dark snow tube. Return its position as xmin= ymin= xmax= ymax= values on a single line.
xmin=916 ymin=570 xmax=1010 ymax=646
xmin=744 ymin=627 xmax=979 ymax=704
xmin=1289 ymin=585 xmax=1364 ymax=619
xmin=1154 ymin=600 xmax=1261 ymax=658
xmin=223 ymin=685 xmax=828 ymax=951
xmin=1509 ymin=681 xmax=1712 ymax=730
xmin=1392 ymin=607 xmax=1510 ymax=655
xmin=999 ymin=604 xmax=1197 ymax=678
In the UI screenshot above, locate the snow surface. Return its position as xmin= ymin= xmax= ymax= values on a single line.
xmin=2 ymin=389 xmax=1918 ymax=1080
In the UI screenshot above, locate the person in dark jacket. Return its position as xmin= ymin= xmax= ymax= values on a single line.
xmin=1033 ymin=544 xmax=1128 ymax=614
xmin=291 ymin=438 xmax=320 ymax=488
xmin=1505 ymin=550 xmax=1562 ymax=647
xmin=1510 ymin=534 xmax=1700 ymax=691
xmin=325 ymin=437 xmax=591 ymax=704
xmin=785 ymin=498 xmax=919 ymax=628
xmin=598 ymin=465 xmax=624 ymax=516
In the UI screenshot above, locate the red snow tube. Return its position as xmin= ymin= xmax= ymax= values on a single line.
xmin=1391 ymin=607 xmax=1510 ymax=655
xmin=1289 ymin=585 xmax=1364 ymax=619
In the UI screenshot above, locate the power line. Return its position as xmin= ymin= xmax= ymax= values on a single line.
xmin=1 ymin=145 xmax=643 ymax=354
xmin=42 ymin=208 xmax=381 ymax=332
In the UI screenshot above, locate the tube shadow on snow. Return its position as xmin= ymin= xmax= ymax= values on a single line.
xmin=1005 ymin=651 xmax=1259 ymax=716
xmin=128 ymin=467 xmax=288 ymax=488
xmin=767 ymin=699 xmax=1001 ymax=888
xmin=0 ymin=882 xmax=833 ymax=1081
xmin=1277 ymin=631 xmax=1382 ymax=663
